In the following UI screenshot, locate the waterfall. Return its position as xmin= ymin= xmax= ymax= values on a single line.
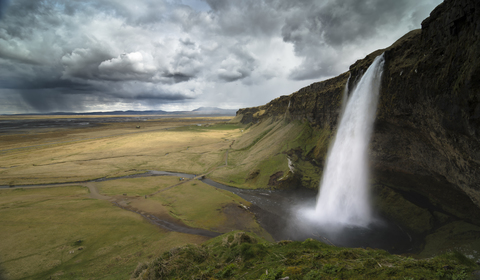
xmin=312 ymin=53 xmax=385 ymax=227
xmin=340 ymin=73 xmax=351 ymax=115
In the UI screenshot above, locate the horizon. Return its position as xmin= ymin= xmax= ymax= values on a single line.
xmin=0 ymin=0 xmax=442 ymax=114
xmin=0 ymin=106 xmax=238 ymax=116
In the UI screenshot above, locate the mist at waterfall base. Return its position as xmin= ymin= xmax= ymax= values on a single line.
xmin=285 ymin=54 xmax=415 ymax=253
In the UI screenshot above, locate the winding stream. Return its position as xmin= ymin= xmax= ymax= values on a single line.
xmin=1 ymin=170 xmax=417 ymax=253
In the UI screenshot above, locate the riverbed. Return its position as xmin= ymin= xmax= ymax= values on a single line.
xmin=1 ymin=170 xmax=417 ymax=254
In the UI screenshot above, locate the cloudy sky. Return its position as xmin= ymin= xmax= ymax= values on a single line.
xmin=0 ymin=0 xmax=441 ymax=114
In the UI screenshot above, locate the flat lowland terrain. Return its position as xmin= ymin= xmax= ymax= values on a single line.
xmin=0 ymin=116 xmax=237 ymax=185
xmin=0 ymin=186 xmax=209 ymax=280
xmin=0 ymin=115 xmax=270 ymax=279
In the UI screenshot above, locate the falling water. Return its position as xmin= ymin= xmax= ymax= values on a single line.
xmin=311 ymin=54 xmax=385 ymax=227
xmin=340 ymin=73 xmax=351 ymax=115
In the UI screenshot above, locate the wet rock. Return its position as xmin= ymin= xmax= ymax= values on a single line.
xmin=268 ymin=171 xmax=284 ymax=186
xmin=472 ymin=270 xmax=480 ymax=280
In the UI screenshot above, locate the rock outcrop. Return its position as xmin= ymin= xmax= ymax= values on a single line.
xmin=237 ymin=0 xmax=480 ymax=232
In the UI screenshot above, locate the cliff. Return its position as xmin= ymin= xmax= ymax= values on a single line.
xmin=236 ymin=0 xmax=480 ymax=246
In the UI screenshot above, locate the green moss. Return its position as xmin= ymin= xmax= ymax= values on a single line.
xmin=420 ymin=221 xmax=480 ymax=261
xmin=282 ymin=121 xmax=329 ymax=157
xmin=373 ymin=185 xmax=433 ymax=234
xmin=294 ymin=159 xmax=321 ymax=189
xmin=254 ymin=154 xmax=290 ymax=186
xmin=131 ymin=231 xmax=479 ymax=280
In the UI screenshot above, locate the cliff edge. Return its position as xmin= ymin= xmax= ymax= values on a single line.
xmin=236 ymin=0 xmax=480 ymax=241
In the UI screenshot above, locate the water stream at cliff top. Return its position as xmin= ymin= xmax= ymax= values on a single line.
xmin=303 ymin=53 xmax=385 ymax=227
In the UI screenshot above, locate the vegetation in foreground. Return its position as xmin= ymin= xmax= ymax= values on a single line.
xmin=132 ymin=231 xmax=479 ymax=280
xmin=0 ymin=186 xmax=209 ymax=280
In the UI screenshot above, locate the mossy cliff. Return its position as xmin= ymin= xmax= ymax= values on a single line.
xmin=235 ymin=0 xmax=480 ymax=257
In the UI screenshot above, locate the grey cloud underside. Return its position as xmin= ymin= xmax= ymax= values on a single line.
xmin=279 ymin=0 xmax=438 ymax=80
xmin=0 ymin=77 xmax=93 ymax=91
xmin=0 ymin=0 xmax=8 ymax=18
xmin=17 ymin=88 xmax=193 ymax=113
xmin=163 ymin=73 xmax=193 ymax=83
xmin=0 ymin=0 xmax=441 ymax=113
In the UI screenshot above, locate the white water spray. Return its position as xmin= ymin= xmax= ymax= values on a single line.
xmin=340 ymin=73 xmax=351 ymax=115
xmin=309 ymin=54 xmax=385 ymax=227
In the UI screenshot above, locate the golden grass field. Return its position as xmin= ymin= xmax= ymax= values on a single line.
xmin=0 ymin=116 xmax=239 ymax=185
xmin=0 ymin=115 xmax=274 ymax=279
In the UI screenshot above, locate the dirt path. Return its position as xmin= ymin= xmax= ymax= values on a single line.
xmin=2 ymin=176 xmax=222 ymax=238
xmin=84 ymin=182 xmax=111 ymax=200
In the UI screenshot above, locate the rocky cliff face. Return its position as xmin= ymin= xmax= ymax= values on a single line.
xmin=237 ymin=0 xmax=480 ymax=235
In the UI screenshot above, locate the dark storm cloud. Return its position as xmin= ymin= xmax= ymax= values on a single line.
xmin=0 ymin=0 xmax=442 ymax=113
xmin=133 ymin=92 xmax=194 ymax=101
xmin=201 ymin=0 xmax=440 ymax=80
xmin=18 ymin=89 xmax=92 ymax=113
xmin=279 ymin=0 xmax=438 ymax=80
xmin=62 ymin=48 xmax=114 ymax=80
xmin=1 ymin=77 xmax=92 ymax=91
xmin=163 ymin=72 xmax=193 ymax=83
xmin=16 ymin=85 xmax=193 ymax=113
xmin=0 ymin=0 xmax=9 ymax=19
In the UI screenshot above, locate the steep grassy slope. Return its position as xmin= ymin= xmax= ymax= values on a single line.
xmin=131 ymin=231 xmax=478 ymax=280
xmin=209 ymin=118 xmax=331 ymax=190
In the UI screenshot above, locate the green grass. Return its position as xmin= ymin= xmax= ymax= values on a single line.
xmin=150 ymin=180 xmax=268 ymax=237
xmin=253 ymin=154 xmax=290 ymax=186
xmin=209 ymin=119 xmax=298 ymax=188
xmin=209 ymin=119 xmax=331 ymax=190
xmin=235 ymin=127 xmax=274 ymax=152
xmin=282 ymin=121 xmax=332 ymax=159
xmin=0 ymin=186 xmax=207 ymax=280
xmin=131 ymin=231 xmax=479 ymax=280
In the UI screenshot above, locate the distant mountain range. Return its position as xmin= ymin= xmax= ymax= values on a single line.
xmin=5 ymin=107 xmax=238 ymax=116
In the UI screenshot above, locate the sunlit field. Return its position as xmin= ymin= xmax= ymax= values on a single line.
xmin=0 ymin=115 xmax=270 ymax=279
xmin=0 ymin=116 xmax=239 ymax=185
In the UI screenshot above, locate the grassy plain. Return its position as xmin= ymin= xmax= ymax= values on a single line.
xmin=0 ymin=115 xmax=271 ymax=279
xmin=0 ymin=116 xmax=240 ymax=185
xmin=150 ymin=180 xmax=268 ymax=235
xmin=96 ymin=177 xmax=270 ymax=239
xmin=0 ymin=186 xmax=208 ymax=280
